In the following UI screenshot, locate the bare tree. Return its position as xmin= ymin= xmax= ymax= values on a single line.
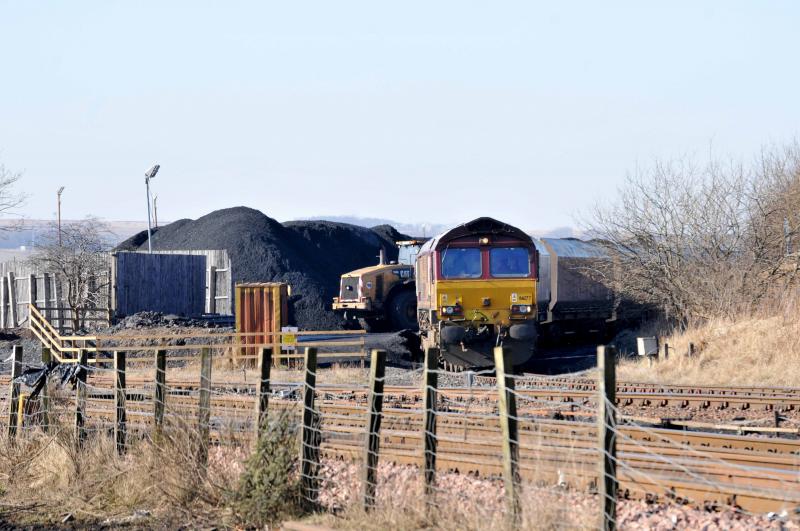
xmin=584 ymin=145 xmax=800 ymax=325
xmin=30 ymin=218 xmax=112 ymax=331
xmin=0 ymin=163 xmax=26 ymax=230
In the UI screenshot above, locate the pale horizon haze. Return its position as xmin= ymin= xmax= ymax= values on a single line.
xmin=1 ymin=1 xmax=799 ymax=232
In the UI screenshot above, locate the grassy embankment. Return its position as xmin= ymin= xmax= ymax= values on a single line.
xmin=616 ymin=303 xmax=800 ymax=387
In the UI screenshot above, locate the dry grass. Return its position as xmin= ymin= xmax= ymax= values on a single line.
xmin=0 ymin=419 xmax=593 ymax=529
xmin=0 ymin=418 xmax=245 ymax=527
xmin=0 ymin=381 xmax=597 ymax=530
xmin=616 ymin=302 xmax=800 ymax=387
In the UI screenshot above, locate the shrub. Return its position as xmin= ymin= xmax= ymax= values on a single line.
xmin=231 ymin=412 xmax=304 ymax=526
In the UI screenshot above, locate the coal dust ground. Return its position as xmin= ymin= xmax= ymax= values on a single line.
xmin=362 ymin=330 xmax=600 ymax=376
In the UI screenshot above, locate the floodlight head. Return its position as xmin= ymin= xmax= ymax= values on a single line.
xmin=145 ymin=164 xmax=160 ymax=179
xmin=57 ymin=186 xmax=65 ymax=196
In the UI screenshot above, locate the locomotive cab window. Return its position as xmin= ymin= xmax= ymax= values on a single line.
xmin=441 ymin=248 xmax=482 ymax=279
xmin=490 ymin=247 xmax=530 ymax=277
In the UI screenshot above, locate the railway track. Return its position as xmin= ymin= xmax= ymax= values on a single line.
xmin=480 ymin=374 xmax=800 ymax=397
xmin=73 ymin=375 xmax=800 ymax=412
xmin=6 ymin=373 xmax=800 ymax=407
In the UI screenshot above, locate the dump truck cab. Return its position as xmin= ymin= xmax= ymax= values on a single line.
xmin=333 ymin=241 xmax=423 ymax=331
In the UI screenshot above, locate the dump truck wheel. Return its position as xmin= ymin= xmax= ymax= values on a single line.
xmin=389 ymin=289 xmax=418 ymax=331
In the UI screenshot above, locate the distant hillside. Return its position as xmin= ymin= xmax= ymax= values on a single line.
xmin=296 ymin=216 xmax=447 ymax=239
xmin=0 ymin=216 xmax=583 ymax=251
xmin=0 ymin=219 xmax=148 ymax=250
xmin=297 ymin=215 xmax=582 ymax=239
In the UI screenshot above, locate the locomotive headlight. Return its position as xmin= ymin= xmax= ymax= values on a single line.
xmin=511 ymin=304 xmax=532 ymax=314
xmin=441 ymin=305 xmax=462 ymax=316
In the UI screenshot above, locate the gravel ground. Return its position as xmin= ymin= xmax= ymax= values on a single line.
xmin=315 ymin=459 xmax=800 ymax=530
xmin=618 ymin=402 xmax=800 ymax=430
xmin=0 ymin=329 xmax=44 ymax=375
xmin=106 ymin=311 xmax=227 ymax=331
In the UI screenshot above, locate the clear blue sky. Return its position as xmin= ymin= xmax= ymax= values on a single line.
xmin=1 ymin=1 xmax=798 ymax=231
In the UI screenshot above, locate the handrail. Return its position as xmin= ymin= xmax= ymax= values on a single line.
xmin=28 ymin=303 xmax=368 ymax=364
xmin=29 ymin=304 xmax=67 ymax=362
xmin=29 ymin=304 xmax=61 ymax=342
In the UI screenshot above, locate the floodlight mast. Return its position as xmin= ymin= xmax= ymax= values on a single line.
xmin=153 ymin=194 xmax=159 ymax=228
xmin=57 ymin=187 xmax=65 ymax=246
xmin=145 ymin=165 xmax=160 ymax=253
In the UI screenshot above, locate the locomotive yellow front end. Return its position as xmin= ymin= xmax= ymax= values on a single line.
xmin=416 ymin=218 xmax=538 ymax=368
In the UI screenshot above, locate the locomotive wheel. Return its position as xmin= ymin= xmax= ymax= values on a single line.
xmin=388 ymin=289 xmax=418 ymax=331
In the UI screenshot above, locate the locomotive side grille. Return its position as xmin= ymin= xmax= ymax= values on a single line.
xmin=340 ymin=277 xmax=360 ymax=301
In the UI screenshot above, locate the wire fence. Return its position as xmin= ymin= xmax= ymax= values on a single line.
xmin=2 ymin=342 xmax=800 ymax=529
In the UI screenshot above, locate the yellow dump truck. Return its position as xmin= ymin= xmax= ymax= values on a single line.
xmin=332 ymin=241 xmax=424 ymax=331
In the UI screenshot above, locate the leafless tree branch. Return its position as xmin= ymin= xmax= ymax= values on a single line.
xmin=582 ymin=143 xmax=800 ymax=325
xmin=29 ymin=218 xmax=112 ymax=331
xmin=0 ymin=163 xmax=26 ymax=231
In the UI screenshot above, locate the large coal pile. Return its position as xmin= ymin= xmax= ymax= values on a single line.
xmin=116 ymin=207 xmax=408 ymax=330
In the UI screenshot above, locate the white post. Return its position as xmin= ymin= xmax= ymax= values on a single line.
xmin=146 ymin=177 xmax=153 ymax=253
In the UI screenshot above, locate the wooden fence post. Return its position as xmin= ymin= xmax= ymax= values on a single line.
xmin=300 ymin=347 xmax=320 ymax=506
xmin=208 ymin=266 xmax=217 ymax=314
xmin=7 ymin=272 xmax=16 ymax=328
xmin=109 ymin=257 xmax=117 ymax=326
xmin=6 ymin=345 xmax=23 ymax=438
xmin=54 ymin=279 xmax=64 ymax=334
xmin=41 ymin=347 xmax=51 ymax=433
xmin=106 ymin=266 xmax=114 ymax=326
xmin=154 ymin=349 xmax=166 ymax=434
xmin=422 ymin=347 xmax=438 ymax=513
xmin=363 ymin=349 xmax=386 ymax=511
xmin=255 ymin=347 xmax=272 ymax=438
xmin=75 ymin=349 xmax=88 ymax=447
xmin=597 ymin=345 xmax=618 ymax=531
xmin=29 ymin=273 xmax=37 ymax=311
xmin=494 ymin=346 xmax=521 ymax=523
xmin=1 ymin=276 xmax=7 ymax=328
xmin=42 ymin=273 xmax=52 ymax=322
xmin=198 ymin=347 xmax=212 ymax=466
xmin=114 ymin=351 xmax=127 ymax=454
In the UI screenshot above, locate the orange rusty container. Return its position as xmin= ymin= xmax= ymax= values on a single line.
xmin=235 ymin=283 xmax=289 ymax=361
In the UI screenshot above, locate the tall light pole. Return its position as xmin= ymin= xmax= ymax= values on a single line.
xmin=144 ymin=164 xmax=160 ymax=253
xmin=153 ymin=194 xmax=159 ymax=228
xmin=57 ymin=187 xmax=65 ymax=246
